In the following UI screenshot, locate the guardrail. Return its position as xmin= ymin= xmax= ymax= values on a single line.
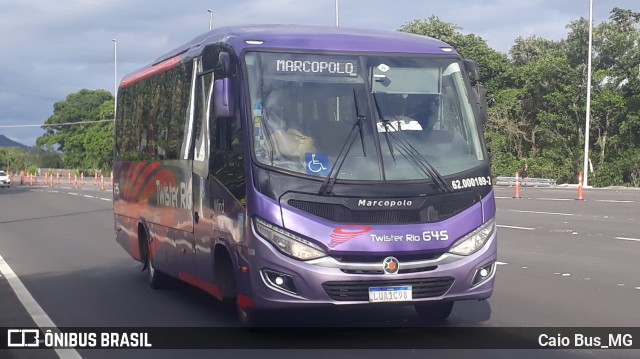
xmin=495 ymin=176 xmax=557 ymax=187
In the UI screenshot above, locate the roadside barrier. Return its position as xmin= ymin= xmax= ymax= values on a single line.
xmin=577 ymin=171 xmax=584 ymax=201
xmin=495 ymin=176 xmax=556 ymax=187
xmin=513 ymin=171 xmax=522 ymax=199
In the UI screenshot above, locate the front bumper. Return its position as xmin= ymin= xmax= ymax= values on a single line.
xmin=244 ymin=225 xmax=497 ymax=310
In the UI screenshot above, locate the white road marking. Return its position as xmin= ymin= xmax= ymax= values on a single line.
xmin=0 ymin=252 xmax=82 ymax=359
xmin=497 ymin=224 xmax=535 ymax=231
xmin=495 ymin=196 xmax=512 ymax=199
xmin=615 ymin=237 xmax=640 ymax=242
xmin=83 ymin=195 xmax=95 ymax=199
xmin=68 ymin=192 xmax=79 ymax=196
xmin=495 ymin=261 xmax=508 ymax=265
xmin=537 ymin=198 xmax=574 ymax=201
xmin=509 ymin=209 xmax=574 ymax=216
xmin=562 ymin=273 xmax=571 ymax=277
xmin=596 ymin=200 xmax=634 ymax=203
xmin=99 ymin=198 xmax=111 ymax=202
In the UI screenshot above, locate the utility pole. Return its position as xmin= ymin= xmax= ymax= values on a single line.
xmin=112 ymin=39 xmax=118 ymax=121
xmin=582 ymin=0 xmax=593 ymax=187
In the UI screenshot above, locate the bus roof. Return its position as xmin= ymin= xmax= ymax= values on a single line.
xmin=168 ymin=24 xmax=455 ymax=60
xmin=122 ymin=25 xmax=458 ymax=87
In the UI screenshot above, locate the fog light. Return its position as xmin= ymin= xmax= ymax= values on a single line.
xmin=261 ymin=269 xmax=298 ymax=295
xmin=472 ymin=263 xmax=495 ymax=286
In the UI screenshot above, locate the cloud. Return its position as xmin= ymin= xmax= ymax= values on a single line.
xmin=1 ymin=0 xmax=638 ymax=146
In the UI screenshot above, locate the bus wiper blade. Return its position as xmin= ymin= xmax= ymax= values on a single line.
xmin=319 ymin=89 xmax=366 ymax=195
xmin=386 ymin=131 xmax=453 ymax=193
xmin=372 ymin=93 xmax=395 ymax=162
xmin=370 ymin=93 xmax=449 ymax=192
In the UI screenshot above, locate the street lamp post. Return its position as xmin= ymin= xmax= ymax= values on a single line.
xmin=207 ymin=9 xmax=213 ymax=31
xmin=583 ymin=0 xmax=593 ymax=187
xmin=112 ymin=39 xmax=118 ymax=121
xmin=335 ymin=0 xmax=339 ymax=27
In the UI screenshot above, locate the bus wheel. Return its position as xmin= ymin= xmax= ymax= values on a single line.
xmin=140 ymin=230 xmax=170 ymax=289
xmin=414 ymin=301 xmax=454 ymax=322
xmin=236 ymin=299 xmax=264 ymax=327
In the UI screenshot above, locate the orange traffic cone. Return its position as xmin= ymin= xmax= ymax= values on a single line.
xmin=513 ymin=171 xmax=522 ymax=199
xmin=577 ymin=171 xmax=584 ymax=201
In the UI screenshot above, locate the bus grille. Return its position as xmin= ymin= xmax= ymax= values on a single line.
xmin=287 ymin=194 xmax=478 ymax=224
xmin=322 ymin=277 xmax=454 ymax=301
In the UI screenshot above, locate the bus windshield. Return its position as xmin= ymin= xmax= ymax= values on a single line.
xmin=245 ymin=51 xmax=485 ymax=181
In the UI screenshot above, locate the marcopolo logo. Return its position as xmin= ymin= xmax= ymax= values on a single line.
xmin=357 ymin=199 xmax=413 ymax=208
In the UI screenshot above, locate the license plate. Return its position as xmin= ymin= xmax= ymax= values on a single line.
xmin=368 ymin=285 xmax=412 ymax=303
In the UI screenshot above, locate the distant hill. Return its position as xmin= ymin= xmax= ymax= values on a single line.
xmin=0 ymin=134 xmax=28 ymax=149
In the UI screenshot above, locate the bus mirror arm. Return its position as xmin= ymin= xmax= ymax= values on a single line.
xmin=214 ymin=78 xmax=234 ymax=118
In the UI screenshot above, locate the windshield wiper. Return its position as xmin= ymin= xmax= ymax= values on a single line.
xmin=372 ymin=93 xmax=396 ymax=162
xmin=319 ymin=89 xmax=367 ymax=195
xmin=371 ymin=94 xmax=452 ymax=193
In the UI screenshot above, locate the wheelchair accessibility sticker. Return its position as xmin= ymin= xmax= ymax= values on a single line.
xmin=305 ymin=153 xmax=330 ymax=175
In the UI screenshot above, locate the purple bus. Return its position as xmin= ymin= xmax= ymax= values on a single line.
xmin=113 ymin=25 xmax=496 ymax=325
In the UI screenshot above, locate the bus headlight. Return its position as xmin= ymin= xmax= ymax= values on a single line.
xmin=448 ymin=218 xmax=495 ymax=256
xmin=254 ymin=217 xmax=326 ymax=260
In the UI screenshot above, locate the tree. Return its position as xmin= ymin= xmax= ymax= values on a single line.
xmin=36 ymin=89 xmax=114 ymax=171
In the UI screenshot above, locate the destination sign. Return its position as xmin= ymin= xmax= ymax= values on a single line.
xmin=274 ymin=58 xmax=358 ymax=76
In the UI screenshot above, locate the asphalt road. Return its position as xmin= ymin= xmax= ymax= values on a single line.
xmin=0 ymin=183 xmax=638 ymax=358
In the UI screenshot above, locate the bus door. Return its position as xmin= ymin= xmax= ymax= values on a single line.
xmin=192 ymin=47 xmax=220 ymax=286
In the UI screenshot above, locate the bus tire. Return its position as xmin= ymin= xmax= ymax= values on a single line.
xmin=236 ymin=301 xmax=264 ymax=328
xmin=139 ymin=226 xmax=170 ymax=289
xmin=414 ymin=301 xmax=454 ymax=322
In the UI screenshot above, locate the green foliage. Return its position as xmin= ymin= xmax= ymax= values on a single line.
xmin=401 ymin=9 xmax=640 ymax=187
xmin=36 ymin=89 xmax=114 ymax=172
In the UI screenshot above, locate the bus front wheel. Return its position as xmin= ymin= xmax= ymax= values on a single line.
xmin=414 ymin=301 xmax=454 ymax=322
xmin=236 ymin=299 xmax=265 ymax=327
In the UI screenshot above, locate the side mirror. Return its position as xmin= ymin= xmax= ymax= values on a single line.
xmin=474 ymin=83 xmax=489 ymax=123
xmin=214 ymin=78 xmax=234 ymax=118
xmin=463 ymin=59 xmax=481 ymax=85
xmin=219 ymin=52 xmax=231 ymax=74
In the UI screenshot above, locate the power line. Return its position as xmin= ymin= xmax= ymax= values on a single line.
xmin=0 ymin=120 xmax=114 ymax=129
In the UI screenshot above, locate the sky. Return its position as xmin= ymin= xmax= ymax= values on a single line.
xmin=1 ymin=0 xmax=639 ymax=146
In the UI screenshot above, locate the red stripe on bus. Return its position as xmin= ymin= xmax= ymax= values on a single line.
xmin=179 ymin=272 xmax=223 ymax=301
xmin=121 ymin=55 xmax=182 ymax=88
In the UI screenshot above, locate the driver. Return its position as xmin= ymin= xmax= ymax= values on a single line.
xmin=263 ymin=89 xmax=316 ymax=162
xmin=378 ymin=94 xmax=423 ymax=132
